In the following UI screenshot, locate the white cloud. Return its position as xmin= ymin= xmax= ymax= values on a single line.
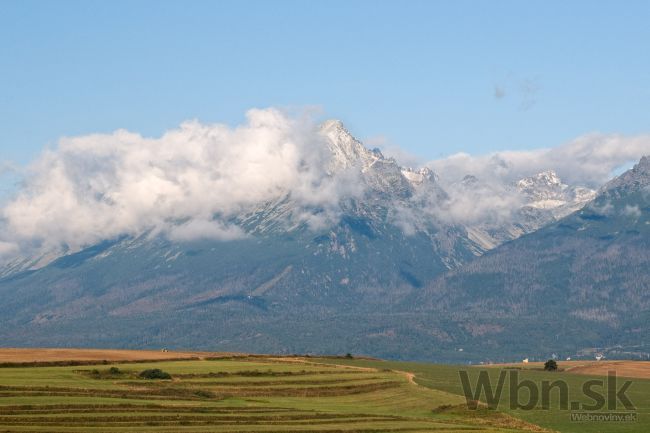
xmin=435 ymin=182 xmax=524 ymax=225
xmin=587 ymin=200 xmax=614 ymax=216
xmin=387 ymin=175 xmax=525 ymax=229
xmin=428 ymin=133 xmax=650 ymax=187
xmin=0 ymin=241 xmax=18 ymax=258
xmin=1 ymin=107 xmax=648 ymax=263
xmin=622 ymin=204 xmax=641 ymax=218
xmin=166 ymin=219 xmax=247 ymax=242
xmin=388 ymin=133 xmax=649 ymax=227
xmin=0 ymin=108 xmax=355 ymax=256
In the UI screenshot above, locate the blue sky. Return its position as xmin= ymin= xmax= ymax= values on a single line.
xmin=1 ymin=0 xmax=649 ymax=168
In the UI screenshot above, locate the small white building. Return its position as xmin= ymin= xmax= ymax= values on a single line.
xmin=522 ymin=358 xmax=529 ymax=364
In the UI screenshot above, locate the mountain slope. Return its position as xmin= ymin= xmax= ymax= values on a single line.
xmin=415 ymin=156 xmax=650 ymax=360
xmin=0 ymin=123 xmax=610 ymax=361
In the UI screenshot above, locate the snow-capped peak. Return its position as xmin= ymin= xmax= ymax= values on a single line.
xmin=517 ymin=170 xmax=595 ymax=212
xmin=517 ymin=170 xmax=564 ymax=191
xmin=517 ymin=170 xmax=568 ymax=203
xmin=320 ymin=119 xmax=379 ymax=171
xmin=401 ymin=167 xmax=437 ymax=186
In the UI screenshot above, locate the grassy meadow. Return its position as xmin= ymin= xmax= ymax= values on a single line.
xmin=0 ymin=354 xmax=544 ymax=433
xmin=1 ymin=352 xmax=648 ymax=433
xmin=317 ymin=358 xmax=650 ymax=433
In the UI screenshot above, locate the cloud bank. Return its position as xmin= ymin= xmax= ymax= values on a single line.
xmin=0 ymin=108 xmax=357 ymax=257
xmin=418 ymin=133 xmax=649 ymax=227
xmin=0 ymin=107 xmax=648 ymax=262
xmin=428 ymin=133 xmax=650 ymax=188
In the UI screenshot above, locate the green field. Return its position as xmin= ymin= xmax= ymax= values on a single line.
xmin=0 ymin=355 xmax=544 ymax=433
xmin=317 ymin=359 xmax=650 ymax=433
xmin=2 ymin=355 xmax=648 ymax=433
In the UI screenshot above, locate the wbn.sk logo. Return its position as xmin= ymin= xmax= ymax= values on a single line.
xmin=458 ymin=370 xmax=635 ymax=412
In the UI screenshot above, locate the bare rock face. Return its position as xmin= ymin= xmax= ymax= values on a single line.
xmin=516 ymin=170 xmax=595 ymax=212
xmin=602 ymin=155 xmax=650 ymax=197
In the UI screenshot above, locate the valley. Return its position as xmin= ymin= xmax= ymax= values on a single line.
xmin=0 ymin=349 xmax=648 ymax=432
xmin=0 ymin=349 xmax=545 ymax=433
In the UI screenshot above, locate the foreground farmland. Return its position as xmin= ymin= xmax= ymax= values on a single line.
xmin=2 ymin=350 xmax=648 ymax=433
xmin=0 ymin=351 xmax=543 ymax=433
xmin=319 ymin=359 xmax=650 ymax=433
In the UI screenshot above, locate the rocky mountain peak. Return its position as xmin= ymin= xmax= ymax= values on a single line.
xmin=515 ymin=170 xmax=595 ymax=215
xmin=635 ymin=155 xmax=650 ymax=174
xmin=602 ymin=155 xmax=650 ymax=195
xmin=320 ymin=120 xmax=378 ymax=171
xmin=517 ymin=170 xmax=564 ymax=191
xmin=401 ymin=167 xmax=437 ymax=186
xmin=516 ymin=170 xmax=568 ymax=203
xmin=461 ymin=174 xmax=479 ymax=185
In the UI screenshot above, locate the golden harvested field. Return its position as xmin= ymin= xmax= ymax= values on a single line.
xmin=488 ymin=360 xmax=650 ymax=379
xmin=0 ymin=348 xmax=232 ymax=363
xmin=564 ymin=361 xmax=650 ymax=379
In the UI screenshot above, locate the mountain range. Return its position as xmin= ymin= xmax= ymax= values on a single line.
xmin=0 ymin=122 xmax=646 ymax=362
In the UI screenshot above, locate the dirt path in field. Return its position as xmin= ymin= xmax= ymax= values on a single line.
xmin=404 ymin=371 xmax=417 ymax=384
xmin=289 ymin=357 xmax=421 ymax=387
xmin=393 ymin=370 xmax=418 ymax=385
xmin=285 ymin=358 xmax=380 ymax=373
